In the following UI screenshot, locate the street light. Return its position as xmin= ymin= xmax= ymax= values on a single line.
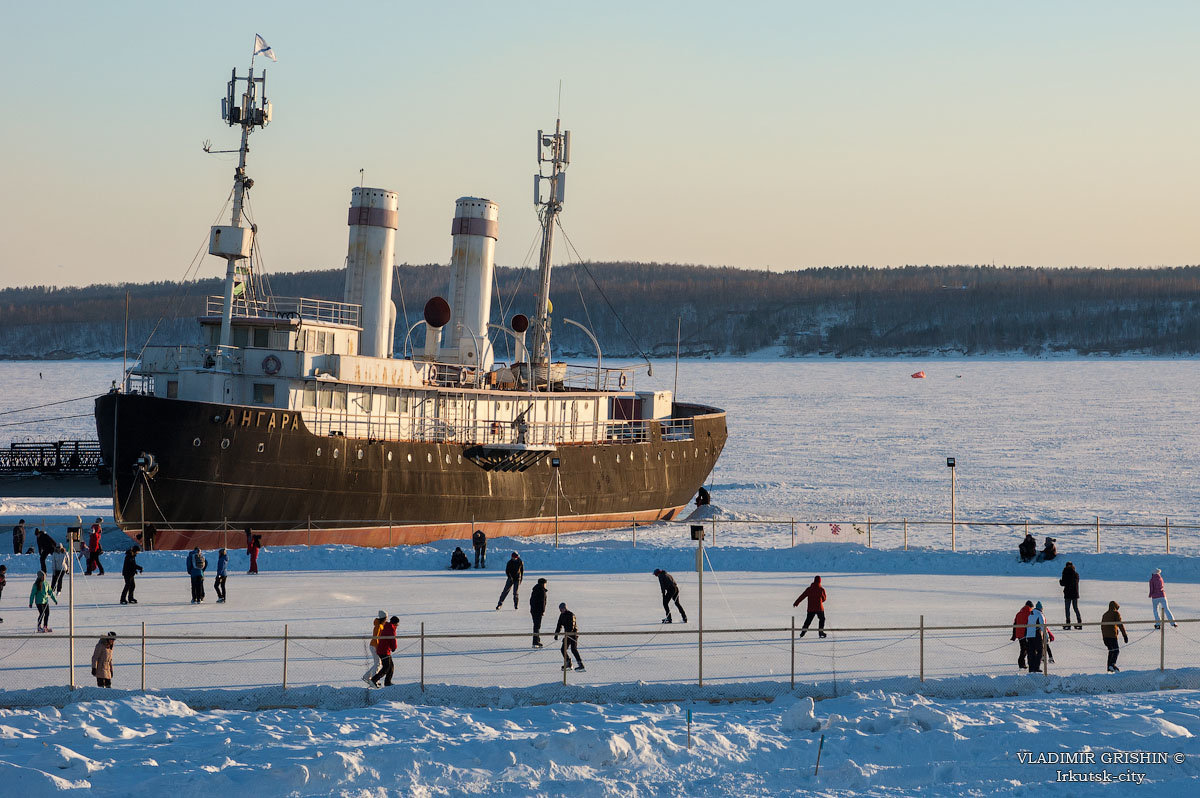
xmin=691 ymin=524 xmax=705 ymax=686
xmin=946 ymin=457 xmax=956 ymax=551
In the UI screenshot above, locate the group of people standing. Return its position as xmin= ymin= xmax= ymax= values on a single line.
xmin=1012 ymin=562 xmax=1180 ymax=673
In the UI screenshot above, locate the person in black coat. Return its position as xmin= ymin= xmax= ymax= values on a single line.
xmin=36 ymin=529 xmax=56 ymax=574
xmin=450 ymin=547 xmax=470 ymax=570
xmin=554 ymin=602 xmax=584 ymax=671
xmin=653 ymin=568 xmax=688 ymax=623
xmin=1060 ymin=561 xmax=1081 ymax=629
xmin=1018 ymin=533 xmax=1037 ymax=563
xmin=120 ymin=546 xmax=143 ymax=604
xmin=529 ymin=578 xmax=549 ymax=648
xmin=472 ymin=529 xmax=487 ymax=568
xmin=1038 ymin=537 xmax=1057 ymax=562
xmin=496 ymin=552 xmax=524 ymax=609
xmin=12 ymin=520 xmax=25 ymax=556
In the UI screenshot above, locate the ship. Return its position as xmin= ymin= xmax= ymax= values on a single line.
xmin=95 ymin=47 xmax=727 ymax=550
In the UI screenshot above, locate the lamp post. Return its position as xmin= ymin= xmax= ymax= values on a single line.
xmin=552 ymin=457 xmax=561 ymax=547
xmin=691 ymin=524 xmax=705 ymax=686
xmin=946 ymin=457 xmax=956 ymax=551
xmin=67 ymin=525 xmax=80 ymax=689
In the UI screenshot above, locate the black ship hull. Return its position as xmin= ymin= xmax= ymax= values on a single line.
xmin=95 ymin=392 xmax=726 ymax=549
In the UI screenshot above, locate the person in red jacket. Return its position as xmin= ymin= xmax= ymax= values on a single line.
xmin=792 ymin=576 xmax=827 ymax=638
xmin=369 ymin=615 xmax=400 ymax=687
xmin=85 ymin=518 xmax=105 ymax=576
xmin=1011 ymin=600 xmax=1034 ymax=669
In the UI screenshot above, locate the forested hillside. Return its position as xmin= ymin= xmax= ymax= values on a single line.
xmin=2 ymin=263 xmax=1199 ymax=359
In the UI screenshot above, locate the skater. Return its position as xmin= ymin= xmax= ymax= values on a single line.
xmin=363 ymin=611 xmax=387 ymax=682
xmin=1060 ymin=562 xmax=1081 ymax=629
xmin=36 ymin=529 xmax=55 ymax=574
xmin=186 ymin=547 xmax=207 ymax=603
xmin=0 ymin=564 xmax=6 ymax=623
xmin=85 ymin=518 xmax=105 ymax=575
xmin=29 ymin=571 xmax=57 ymax=632
xmin=120 ymin=545 xmax=142 ymax=604
xmin=245 ymin=527 xmax=253 ymax=556
xmin=142 ymin=524 xmax=157 ymax=552
xmin=91 ymin=632 xmax=117 ymax=687
xmin=370 ymin=615 xmax=400 ymax=687
xmin=248 ymin=535 xmax=261 ymax=574
xmin=1149 ymin=568 xmax=1177 ymax=629
xmin=472 ymin=528 xmax=487 ymax=568
xmin=792 ymin=576 xmax=827 ymax=638
xmin=1011 ymin=600 xmax=1034 ymax=669
xmin=653 ymin=569 xmax=688 ymax=623
xmin=496 ymin=551 xmax=524 ymax=610
xmin=1037 ymin=537 xmax=1057 ymax=562
xmin=530 ymin=577 xmax=549 ymax=648
xmin=214 ymin=548 xmax=228 ymax=602
xmin=1101 ymin=600 xmax=1129 ymax=672
xmin=1018 ymin=533 xmax=1037 ymax=563
xmin=450 ymin=547 xmax=470 ymax=570
xmin=554 ymin=602 xmax=585 ymax=671
xmin=12 ymin=519 xmax=25 ymax=555
xmin=1025 ymin=601 xmax=1047 ymax=673
xmin=50 ymin=544 xmax=67 ymax=593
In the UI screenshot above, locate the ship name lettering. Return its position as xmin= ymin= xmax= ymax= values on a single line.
xmin=256 ymin=411 xmax=266 ymax=427
xmin=268 ymin=414 xmax=277 ymax=431
xmin=241 ymin=409 xmax=253 ymax=427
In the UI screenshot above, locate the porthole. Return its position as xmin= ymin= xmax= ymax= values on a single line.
xmin=220 ymin=438 xmax=230 ymax=450
xmin=671 ymin=451 xmax=675 ymax=459
xmin=257 ymin=443 xmax=265 ymax=453
xmin=427 ymin=452 xmax=432 ymax=463
xmin=407 ymin=453 xmax=412 ymax=462
xmin=445 ymin=454 xmax=451 ymax=464
xmin=357 ymin=449 xmax=364 ymax=460
xmin=592 ymin=455 xmax=597 ymax=464
xmin=192 ymin=438 xmax=201 ymax=448
xmin=333 ymin=449 xmax=340 ymax=459
xmin=316 ymin=447 xmax=322 ymax=457
xmin=616 ymin=453 xmax=621 ymax=463
xmin=657 ymin=452 xmax=662 ymax=461
xmin=683 ymin=451 xmax=687 ymax=459
xmin=695 ymin=448 xmax=699 ymax=458
xmin=387 ymin=452 xmax=393 ymax=462
xmin=457 ymin=454 xmax=462 ymax=464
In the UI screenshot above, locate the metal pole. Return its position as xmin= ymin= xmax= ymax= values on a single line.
xmin=867 ymin=516 xmax=872 ymax=548
xmin=711 ymin=516 xmax=715 ymax=547
xmin=1165 ymin=517 xmax=1170 ymax=554
xmin=790 ymin=615 xmax=795 ymax=689
xmin=68 ymin=529 xmax=76 ymax=689
xmin=698 ymin=532 xmax=704 ymax=687
xmin=1095 ymin=516 xmax=1100 ymax=554
xmin=1160 ymin=620 xmax=1166 ymax=672
xmin=903 ymin=518 xmax=908 ymax=551
xmin=791 ymin=517 xmax=795 ymax=548
xmin=950 ymin=468 xmax=956 ymax=551
xmin=388 ymin=514 xmax=392 ymax=547
xmin=919 ymin=615 xmax=924 ymax=682
xmin=632 ymin=521 xmax=637 ymax=548
xmin=282 ymin=624 xmax=289 ymax=689
xmin=420 ymin=622 xmax=425 ymax=692
xmin=555 ymin=468 xmax=560 ymax=548
xmin=1041 ymin=624 xmax=1048 ymax=678
xmin=141 ymin=621 xmax=146 ymax=691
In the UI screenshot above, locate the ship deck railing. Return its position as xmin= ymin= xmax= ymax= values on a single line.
xmin=205 ymin=295 xmax=361 ymax=327
xmin=306 ymin=411 xmax=691 ymax=446
xmin=420 ymin=360 xmax=638 ymax=393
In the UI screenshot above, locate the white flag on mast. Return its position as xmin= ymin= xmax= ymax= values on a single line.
xmin=254 ymin=34 xmax=277 ymax=62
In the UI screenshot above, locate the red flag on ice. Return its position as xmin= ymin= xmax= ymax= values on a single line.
xmin=911 ymin=371 xmax=926 ymax=379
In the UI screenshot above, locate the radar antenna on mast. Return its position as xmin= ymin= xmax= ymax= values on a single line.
xmin=530 ymin=118 xmax=570 ymax=383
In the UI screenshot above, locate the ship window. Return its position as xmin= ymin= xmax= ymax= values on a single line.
xmin=387 ymin=390 xmax=398 ymax=413
xmin=233 ymin=326 xmax=249 ymax=348
xmin=166 ymin=380 xmax=178 ymax=399
xmin=253 ymin=383 xmax=275 ymax=405
xmin=325 ymin=333 xmax=335 ymax=354
xmin=333 ymin=386 xmax=347 ymax=410
xmin=253 ymin=327 xmax=269 ymax=348
xmin=303 ymin=384 xmax=316 ymax=408
xmin=318 ymin=386 xmax=333 ymax=409
xmin=317 ymin=332 xmax=327 ymax=353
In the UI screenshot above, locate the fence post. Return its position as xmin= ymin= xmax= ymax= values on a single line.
xmin=919 ymin=615 xmax=924 ymax=682
xmin=633 ymin=521 xmax=637 ymax=548
xmin=1095 ymin=516 xmax=1100 ymax=554
xmin=420 ymin=622 xmax=425 ymax=692
xmin=791 ymin=517 xmax=795 ymax=548
xmin=307 ymin=516 xmax=311 ymax=547
xmin=903 ymin=518 xmax=908 ymax=551
xmin=1165 ymin=517 xmax=1170 ymax=554
xmin=141 ymin=621 xmax=146 ymax=692
xmin=1042 ymin=624 xmax=1048 ymax=678
xmin=867 ymin=516 xmax=872 ymax=548
xmin=1160 ymin=621 xmax=1166 ymax=672
xmin=711 ymin=517 xmax=716 ymax=547
xmin=790 ymin=615 xmax=795 ymax=689
xmin=389 ymin=515 xmax=393 ymax=547
xmin=282 ymin=624 xmax=289 ymax=689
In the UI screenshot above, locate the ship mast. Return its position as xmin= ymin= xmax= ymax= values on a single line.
xmin=210 ymin=47 xmax=272 ymax=349
xmin=530 ymin=120 xmax=570 ymax=376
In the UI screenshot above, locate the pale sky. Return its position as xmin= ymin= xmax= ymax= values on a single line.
xmin=0 ymin=2 xmax=1196 ymax=288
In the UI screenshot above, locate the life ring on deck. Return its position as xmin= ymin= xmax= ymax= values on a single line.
xmin=618 ymin=372 xmax=628 ymax=389
xmin=262 ymin=355 xmax=282 ymax=376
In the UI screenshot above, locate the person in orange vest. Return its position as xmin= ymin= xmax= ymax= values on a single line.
xmin=1011 ymin=600 xmax=1034 ymax=669
xmin=792 ymin=576 xmax=827 ymax=638
xmin=362 ymin=611 xmax=387 ymax=683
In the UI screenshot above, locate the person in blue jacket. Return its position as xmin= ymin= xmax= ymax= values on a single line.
xmin=214 ymin=548 xmax=228 ymax=603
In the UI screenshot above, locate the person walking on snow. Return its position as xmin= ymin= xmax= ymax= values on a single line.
xmin=1011 ymin=600 xmax=1034 ymax=669
xmin=120 ymin=546 xmax=143 ymax=604
xmin=1060 ymin=562 xmax=1081 ymax=630
xmin=1149 ymin=569 xmax=1177 ymax=629
xmin=496 ymin=552 xmax=524 ymax=610
xmin=50 ymin=544 xmax=67 ymax=593
xmin=91 ymin=632 xmax=116 ymax=687
xmin=36 ymin=529 xmax=55 ymax=574
xmin=29 ymin=571 xmax=57 ymax=632
xmin=363 ymin=611 xmax=387 ymax=682
xmin=85 ymin=518 xmax=105 ymax=576
xmin=370 ymin=615 xmax=400 ymax=687
xmin=793 ymin=576 xmax=827 ymax=638
xmin=186 ymin=547 xmax=207 ymax=603
xmin=1025 ymin=601 xmax=1047 ymax=673
xmin=1101 ymin=600 xmax=1129 ymax=672
xmin=248 ymin=535 xmax=261 ymax=574
xmin=653 ymin=569 xmax=688 ymax=623
xmin=214 ymin=548 xmax=228 ymax=602
xmin=12 ymin=519 xmax=25 ymax=555
xmin=554 ymin=602 xmax=585 ymax=671
xmin=472 ymin=528 xmax=487 ymax=568
xmin=530 ymin=578 xmax=549 ymax=648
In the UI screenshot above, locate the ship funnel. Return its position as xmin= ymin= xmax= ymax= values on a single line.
xmin=511 ymin=313 xmax=529 ymax=362
xmin=343 ymin=187 xmax=399 ymax=358
xmin=423 ymin=296 xmax=450 ymax=360
xmin=440 ymin=197 xmax=498 ymax=370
